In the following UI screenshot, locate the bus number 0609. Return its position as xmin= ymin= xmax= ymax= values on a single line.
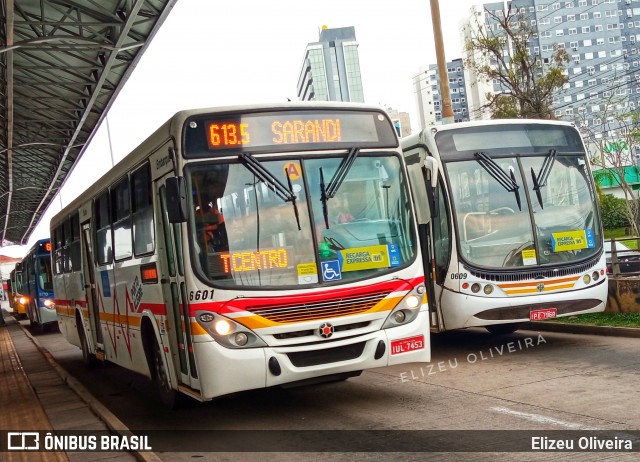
xmin=189 ymin=290 xmax=215 ymax=301
xmin=450 ymin=273 xmax=468 ymax=280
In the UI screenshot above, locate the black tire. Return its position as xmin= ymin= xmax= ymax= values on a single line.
xmin=485 ymin=323 xmax=521 ymax=335
xmin=78 ymin=324 xmax=99 ymax=367
xmin=150 ymin=335 xmax=180 ymax=409
xmin=28 ymin=302 xmax=39 ymax=331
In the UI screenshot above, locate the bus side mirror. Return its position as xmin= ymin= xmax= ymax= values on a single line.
xmin=408 ymin=164 xmax=432 ymax=225
xmin=422 ymin=157 xmax=439 ymax=219
xmin=408 ymin=156 xmax=440 ymax=223
xmin=166 ymin=177 xmax=188 ymax=223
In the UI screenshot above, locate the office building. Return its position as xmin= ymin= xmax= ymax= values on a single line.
xmin=297 ymin=26 xmax=364 ymax=102
xmin=412 ymin=58 xmax=470 ymax=128
xmin=385 ymin=107 xmax=412 ymax=137
xmin=462 ymin=0 xmax=640 ymax=134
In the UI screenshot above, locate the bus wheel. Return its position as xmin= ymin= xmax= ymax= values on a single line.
xmin=28 ymin=303 xmax=40 ymax=331
xmin=485 ymin=323 xmax=521 ymax=335
xmin=150 ymin=336 xmax=179 ymax=409
xmin=78 ymin=324 xmax=98 ymax=367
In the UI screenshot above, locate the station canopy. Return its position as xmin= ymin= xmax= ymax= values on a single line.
xmin=0 ymin=0 xmax=177 ymax=246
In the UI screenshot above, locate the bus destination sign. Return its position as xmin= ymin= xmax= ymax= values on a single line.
xmin=184 ymin=110 xmax=398 ymax=156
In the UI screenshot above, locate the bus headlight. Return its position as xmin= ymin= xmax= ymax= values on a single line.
xmin=234 ymin=332 xmax=249 ymax=346
xmin=19 ymin=296 xmax=27 ymax=305
xmin=214 ymin=319 xmax=232 ymax=336
xmin=195 ymin=311 xmax=266 ymax=349
xmin=393 ymin=310 xmax=406 ymax=324
xmin=404 ymin=295 xmax=420 ymax=309
xmin=583 ymin=274 xmax=591 ymax=284
xmin=382 ymin=286 xmax=423 ymax=329
xmin=43 ymin=299 xmax=55 ymax=309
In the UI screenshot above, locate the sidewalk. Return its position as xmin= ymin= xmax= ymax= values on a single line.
xmin=523 ymin=320 xmax=640 ymax=338
xmin=0 ymin=307 xmax=159 ymax=462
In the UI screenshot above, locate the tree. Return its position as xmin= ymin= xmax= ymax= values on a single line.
xmin=578 ymin=99 xmax=640 ymax=235
xmin=463 ymin=5 xmax=569 ymax=119
xmin=599 ymin=192 xmax=631 ymax=230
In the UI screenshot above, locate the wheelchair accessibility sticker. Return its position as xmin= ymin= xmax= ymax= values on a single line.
xmin=321 ymin=260 xmax=342 ymax=281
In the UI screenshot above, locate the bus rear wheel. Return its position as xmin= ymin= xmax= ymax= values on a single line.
xmin=485 ymin=323 xmax=521 ymax=335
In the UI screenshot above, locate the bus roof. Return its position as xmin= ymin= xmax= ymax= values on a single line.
xmin=52 ymin=102 xmax=392 ymax=228
xmin=401 ymin=119 xmax=579 ymax=152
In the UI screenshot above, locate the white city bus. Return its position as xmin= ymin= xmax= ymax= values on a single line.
xmin=402 ymin=119 xmax=607 ymax=334
xmin=51 ymin=102 xmax=430 ymax=406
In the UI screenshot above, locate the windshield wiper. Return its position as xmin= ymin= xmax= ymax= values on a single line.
xmin=320 ymin=167 xmax=330 ymax=229
xmin=239 ymin=153 xmax=301 ymax=230
xmin=530 ymin=149 xmax=557 ymax=209
xmin=475 ymin=151 xmax=522 ymax=211
xmin=319 ymin=148 xmax=360 ymax=229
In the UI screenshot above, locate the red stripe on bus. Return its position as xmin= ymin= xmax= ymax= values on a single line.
xmin=187 ymin=276 xmax=424 ymax=317
xmin=138 ymin=302 xmax=167 ymax=316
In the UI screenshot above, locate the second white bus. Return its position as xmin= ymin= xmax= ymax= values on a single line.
xmin=402 ymin=119 xmax=607 ymax=334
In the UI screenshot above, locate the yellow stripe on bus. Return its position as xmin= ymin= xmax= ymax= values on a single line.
xmin=191 ymin=322 xmax=208 ymax=336
xmin=498 ymin=276 xmax=580 ymax=289
xmin=502 ymin=283 xmax=577 ymax=295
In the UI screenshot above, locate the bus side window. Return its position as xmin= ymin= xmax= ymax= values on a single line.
xmin=132 ymin=163 xmax=155 ymax=256
xmin=70 ymin=213 xmax=81 ymax=271
xmin=112 ymin=176 xmax=133 ymax=261
xmin=95 ymin=191 xmax=113 ymax=265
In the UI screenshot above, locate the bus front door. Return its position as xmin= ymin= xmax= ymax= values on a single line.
xmin=81 ymin=222 xmax=104 ymax=356
xmin=158 ymin=179 xmax=198 ymax=391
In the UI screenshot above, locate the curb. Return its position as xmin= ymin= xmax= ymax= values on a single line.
xmin=19 ymin=322 xmax=164 ymax=462
xmin=522 ymin=321 xmax=640 ymax=338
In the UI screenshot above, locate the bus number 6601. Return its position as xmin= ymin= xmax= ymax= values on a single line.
xmin=190 ymin=290 xmax=215 ymax=301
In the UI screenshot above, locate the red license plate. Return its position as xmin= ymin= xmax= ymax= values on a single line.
xmin=390 ymin=335 xmax=425 ymax=355
xmin=530 ymin=308 xmax=557 ymax=321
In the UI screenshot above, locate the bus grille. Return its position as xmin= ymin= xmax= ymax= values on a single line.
xmin=247 ymin=290 xmax=391 ymax=324
xmin=465 ymin=257 xmax=600 ymax=283
xmin=287 ymin=342 xmax=366 ymax=367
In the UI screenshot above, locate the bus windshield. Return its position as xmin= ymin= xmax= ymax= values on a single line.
xmin=439 ymin=127 xmax=601 ymax=270
xmin=187 ymin=153 xmax=416 ymax=287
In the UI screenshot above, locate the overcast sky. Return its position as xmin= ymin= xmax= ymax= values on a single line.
xmin=2 ymin=0 xmax=481 ymax=257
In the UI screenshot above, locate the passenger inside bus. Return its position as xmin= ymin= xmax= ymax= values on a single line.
xmin=331 ymin=196 xmax=355 ymax=224
xmin=195 ymin=193 xmax=229 ymax=254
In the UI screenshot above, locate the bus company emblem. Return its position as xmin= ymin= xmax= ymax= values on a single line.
xmin=319 ymin=322 xmax=334 ymax=338
xmin=536 ymin=283 xmax=545 ymax=292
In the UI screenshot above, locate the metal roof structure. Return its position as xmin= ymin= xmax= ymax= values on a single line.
xmin=0 ymin=0 xmax=178 ymax=246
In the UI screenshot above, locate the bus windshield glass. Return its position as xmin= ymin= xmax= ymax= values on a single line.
xmin=186 ymin=153 xmax=416 ymax=287
xmin=436 ymin=124 xmax=602 ymax=269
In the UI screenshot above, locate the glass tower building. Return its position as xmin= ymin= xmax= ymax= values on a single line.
xmin=297 ymin=26 xmax=364 ymax=102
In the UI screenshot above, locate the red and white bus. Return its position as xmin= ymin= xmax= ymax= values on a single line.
xmin=51 ymin=102 xmax=430 ymax=406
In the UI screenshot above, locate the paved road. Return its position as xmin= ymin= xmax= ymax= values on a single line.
xmin=26 ymin=322 xmax=640 ymax=461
